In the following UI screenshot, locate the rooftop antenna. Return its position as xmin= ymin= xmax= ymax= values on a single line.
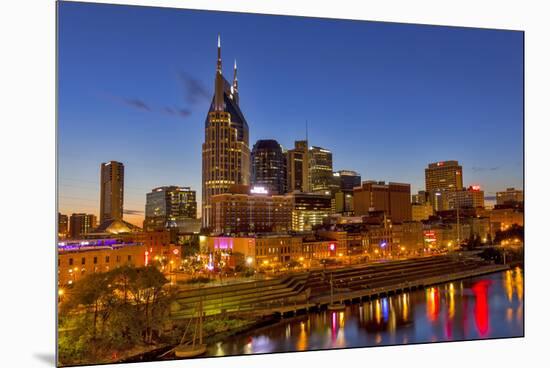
xmin=305 ymin=120 xmax=309 ymax=144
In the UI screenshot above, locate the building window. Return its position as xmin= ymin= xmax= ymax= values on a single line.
xmin=116 ymin=255 xmax=121 ymax=263
xmin=69 ymin=258 xmax=73 ymax=266
xmin=105 ymin=256 xmax=110 ymax=263
xmin=81 ymin=257 xmax=86 ymax=265
xmin=93 ymin=257 xmax=98 ymax=264
xmin=127 ymin=255 xmax=132 ymax=262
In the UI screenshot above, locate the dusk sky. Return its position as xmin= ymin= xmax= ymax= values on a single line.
xmin=57 ymin=2 xmax=524 ymax=226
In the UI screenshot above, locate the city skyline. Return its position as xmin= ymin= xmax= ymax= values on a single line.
xmin=58 ymin=3 xmax=523 ymax=226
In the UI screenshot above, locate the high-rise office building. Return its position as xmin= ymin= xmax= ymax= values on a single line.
xmin=309 ymin=146 xmax=333 ymax=192
xmin=100 ymin=161 xmax=124 ymax=224
xmin=69 ymin=213 xmax=97 ymax=239
xmin=144 ymin=186 xmax=197 ymax=232
xmin=58 ymin=212 xmax=69 ymax=239
xmin=425 ymin=160 xmax=463 ymax=211
xmin=202 ymin=36 xmax=250 ymax=230
xmin=288 ymin=192 xmax=332 ymax=231
xmin=337 ymin=170 xmax=361 ymax=191
xmin=251 ymin=139 xmax=287 ymax=195
xmin=496 ymin=187 xmax=524 ymax=205
xmin=331 ymin=170 xmax=361 ymax=214
xmin=353 ymin=181 xmax=412 ymax=223
xmin=286 ymin=140 xmax=309 ymax=193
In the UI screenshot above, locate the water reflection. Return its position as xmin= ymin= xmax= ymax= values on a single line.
xmin=207 ymin=270 xmax=523 ymax=357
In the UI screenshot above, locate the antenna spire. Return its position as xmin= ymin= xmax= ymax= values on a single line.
xmin=216 ymin=34 xmax=222 ymax=74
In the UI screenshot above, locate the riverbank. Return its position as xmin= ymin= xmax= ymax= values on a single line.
xmin=119 ymin=314 xmax=279 ymax=363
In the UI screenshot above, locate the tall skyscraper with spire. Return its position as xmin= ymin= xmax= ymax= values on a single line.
xmin=202 ymin=35 xmax=250 ymax=230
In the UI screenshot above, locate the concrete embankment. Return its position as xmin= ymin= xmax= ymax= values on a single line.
xmin=170 ymin=254 xmax=510 ymax=320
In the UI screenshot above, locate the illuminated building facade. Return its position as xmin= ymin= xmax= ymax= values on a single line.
xmin=353 ymin=181 xmax=412 ymax=223
xmin=286 ymin=140 xmax=310 ymax=193
xmin=202 ymin=36 xmax=250 ymax=230
xmin=425 ymin=161 xmax=463 ymax=211
xmin=496 ymin=187 xmax=524 ymax=205
xmin=69 ymin=213 xmax=97 ymax=239
xmin=412 ymin=190 xmax=429 ymax=205
xmin=58 ymin=212 xmax=69 ymax=239
xmin=251 ymin=139 xmax=287 ymax=195
xmin=332 ymin=170 xmax=361 ymax=214
xmin=207 ymin=235 xmax=303 ymax=266
xmin=210 ymin=185 xmax=292 ymax=234
xmin=289 ymin=192 xmax=332 ymax=231
xmin=100 ymin=160 xmax=124 ymax=224
xmin=489 ymin=207 xmax=524 ymax=231
xmin=443 ymin=186 xmax=485 ymax=209
xmin=57 ymin=239 xmax=146 ymax=285
xmin=411 ymin=203 xmax=434 ymax=221
xmin=144 ymin=186 xmax=197 ymax=232
xmin=309 ymin=146 xmax=333 ymax=192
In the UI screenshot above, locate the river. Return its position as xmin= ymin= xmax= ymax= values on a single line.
xmin=206 ymin=268 xmax=523 ymax=356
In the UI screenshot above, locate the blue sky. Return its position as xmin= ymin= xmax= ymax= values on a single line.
xmin=57 ymin=2 xmax=524 ymax=225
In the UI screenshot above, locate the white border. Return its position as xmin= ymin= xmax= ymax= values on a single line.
xmin=1 ymin=0 xmax=548 ymax=367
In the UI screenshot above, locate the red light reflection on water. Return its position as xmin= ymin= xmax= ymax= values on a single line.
xmin=472 ymin=280 xmax=491 ymax=337
xmin=426 ymin=288 xmax=440 ymax=321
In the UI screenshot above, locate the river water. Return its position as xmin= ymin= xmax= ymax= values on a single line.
xmin=206 ymin=268 xmax=523 ymax=356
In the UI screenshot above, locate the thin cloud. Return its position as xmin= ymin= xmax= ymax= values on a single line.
xmin=472 ymin=166 xmax=500 ymax=172
xmin=124 ymin=209 xmax=144 ymax=215
xmin=178 ymin=72 xmax=211 ymax=105
xmin=163 ymin=106 xmax=192 ymax=119
xmin=123 ymin=98 xmax=151 ymax=111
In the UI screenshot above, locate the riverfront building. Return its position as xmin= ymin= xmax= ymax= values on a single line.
xmin=57 ymin=239 xmax=146 ymax=285
xmin=202 ymin=36 xmax=250 ymax=230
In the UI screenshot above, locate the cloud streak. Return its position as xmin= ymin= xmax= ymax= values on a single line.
xmin=124 ymin=209 xmax=144 ymax=215
xmin=178 ymin=72 xmax=211 ymax=105
xmin=472 ymin=166 xmax=500 ymax=172
xmin=123 ymin=98 xmax=151 ymax=111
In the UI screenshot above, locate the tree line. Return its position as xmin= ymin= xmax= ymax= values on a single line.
xmin=58 ymin=265 xmax=174 ymax=365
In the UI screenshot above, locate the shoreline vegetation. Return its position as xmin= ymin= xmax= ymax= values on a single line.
xmin=58 ymin=249 xmax=523 ymax=366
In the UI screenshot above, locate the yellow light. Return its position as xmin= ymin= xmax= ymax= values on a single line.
xmin=400 ymin=246 xmax=405 ymax=251
xmin=58 ymin=289 xmax=64 ymax=296
xmin=263 ymin=260 xmax=269 ymax=265
xmin=299 ymin=257 xmax=304 ymax=262
xmin=246 ymin=257 xmax=253 ymax=265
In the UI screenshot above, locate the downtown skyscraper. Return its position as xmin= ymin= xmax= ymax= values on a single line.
xmin=202 ymin=36 xmax=250 ymax=230
xmin=100 ymin=160 xmax=124 ymax=224
xmin=251 ymin=139 xmax=287 ymax=195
